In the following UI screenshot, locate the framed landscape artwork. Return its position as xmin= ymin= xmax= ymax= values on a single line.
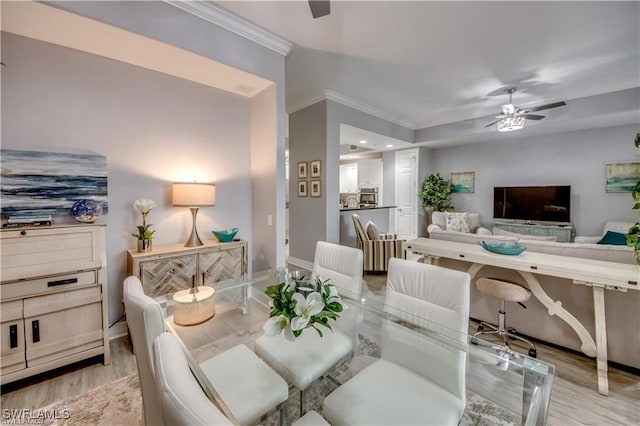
xmin=605 ymin=162 xmax=640 ymax=192
xmin=298 ymin=180 xmax=308 ymax=197
xmin=451 ymin=171 xmax=474 ymax=193
xmin=0 ymin=148 xmax=108 ymax=217
xmin=310 ymin=180 xmax=321 ymax=197
xmin=297 ymin=162 xmax=308 ymax=179
xmin=310 ymin=160 xmax=321 ymax=178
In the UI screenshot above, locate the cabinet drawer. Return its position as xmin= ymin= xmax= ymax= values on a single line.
xmin=25 ymin=301 xmax=103 ymax=367
xmin=1 ymin=227 xmax=103 ymax=281
xmin=1 ymin=316 xmax=26 ymax=375
xmin=1 ymin=300 xmax=23 ymax=322
xmin=141 ymin=255 xmax=196 ymax=297
xmin=1 ymin=270 xmax=98 ymax=301
xmin=23 ymin=286 xmax=102 ymax=318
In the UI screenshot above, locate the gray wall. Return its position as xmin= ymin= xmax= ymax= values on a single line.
xmin=289 ymin=101 xmax=328 ymax=262
xmin=47 ymin=0 xmax=288 ymax=274
xmin=288 ymin=99 xmax=415 ymax=264
xmin=429 ymin=124 xmax=639 ymax=236
xmin=2 ymin=13 xmax=286 ymax=325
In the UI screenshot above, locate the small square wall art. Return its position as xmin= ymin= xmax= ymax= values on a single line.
xmin=605 ymin=161 xmax=640 ymax=193
xmin=451 ymin=171 xmax=474 ymax=193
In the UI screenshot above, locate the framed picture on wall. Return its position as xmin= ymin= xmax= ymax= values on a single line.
xmin=451 ymin=171 xmax=475 ymax=193
xmin=310 ymin=180 xmax=321 ymax=197
xmin=298 ymin=180 xmax=308 ymax=197
xmin=605 ymin=161 xmax=640 ymax=192
xmin=297 ymin=162 xmax=308 ymax=179
xmin=310 ymin=160 xmax=321 ymax=178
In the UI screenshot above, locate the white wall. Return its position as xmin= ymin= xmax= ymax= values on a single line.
xmin=1 ymin=33 xmax=253 ymax=323
xmin=429 ymin=124 xmax=639 ymax=235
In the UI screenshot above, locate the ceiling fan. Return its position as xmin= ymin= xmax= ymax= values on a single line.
xmin=308 ymin=0 xmax=330 ymax=19
xmin=484 ymin=87 xmax=566 ymax=132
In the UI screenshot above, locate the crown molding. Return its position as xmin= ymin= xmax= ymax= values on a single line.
xmin=287 ymin=93 xmax=328 ymax=115
xmin=165 ymin=1 xmax=292 ymax=57
xmin=288 ymin=90 xmax=417 ymax=129
xmin=324 ymin=90 xmax=417 ymax=129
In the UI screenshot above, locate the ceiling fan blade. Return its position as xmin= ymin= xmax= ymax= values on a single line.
xmin=484 ymin=120 xmax=500 ymax=128
xmin=522 ymin=114 xmax=545 ymax=120
xmin=525 ymin=101 xmax=566 ymax=113
xmin=309 ymin=0 xmax=330 ymax=18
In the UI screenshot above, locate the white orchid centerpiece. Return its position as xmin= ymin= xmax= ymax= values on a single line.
xmin=132 ymin=198 xmax=157 ymax=241
xmin=263 ymin=275 xmax=344 ymax=341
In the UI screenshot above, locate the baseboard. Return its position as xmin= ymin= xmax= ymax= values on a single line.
xmin=287 ymin=256 xmax=313 ymax=271
xmin=109 ymin=319 xmax=129 ymax=340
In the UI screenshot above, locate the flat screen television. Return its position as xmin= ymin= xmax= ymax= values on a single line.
xmin=494 ymin=185 xmax=571 ymax=223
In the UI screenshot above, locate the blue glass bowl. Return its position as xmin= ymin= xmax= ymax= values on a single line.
xmin=479 ymin=241 xmax=526 ymax=255
xmin=212 ymin=228 xmax=238 ymax=242
xmin=70 ymin=199 xmax=102 ymax=223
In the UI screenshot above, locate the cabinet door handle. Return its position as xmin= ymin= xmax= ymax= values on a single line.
xmin=9 ymin=324 xmax=18 ymax=348
xmin=32 ymin=320 xmax=40 ymax=343
xmin=48 ymin=278 xmax=78 ymax=287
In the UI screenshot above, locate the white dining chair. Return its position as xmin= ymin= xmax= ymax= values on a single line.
xmin=123 ymin=276 xmax=165 ymax=426
xmin=255 ymin=241 xmax=363 ymax=416
xmin=153 ymin=332 xmax=233 ymax=426
xmin=322 ymin=257 xmax=471 ymax=425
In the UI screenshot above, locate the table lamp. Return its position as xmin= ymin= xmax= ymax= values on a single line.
xmin=172 ymin=182 xmax=216 ymax=247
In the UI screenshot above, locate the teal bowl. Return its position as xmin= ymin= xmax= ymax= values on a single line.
xmin=212 ymin=228 xmax=238 ymax=242
xmin=479 ymin=241 xmax=526 ymax=255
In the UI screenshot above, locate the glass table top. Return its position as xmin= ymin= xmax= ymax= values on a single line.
xmin=159 ymin=270 xmax=555 ymax=426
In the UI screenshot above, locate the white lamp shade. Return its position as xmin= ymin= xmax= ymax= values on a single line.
xmin=172 ymin=182 xmax=216 ymax=206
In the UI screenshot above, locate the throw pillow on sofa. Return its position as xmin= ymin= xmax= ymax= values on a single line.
xmin=366 ymin=221 xmax=380 ymax=240
xmin=597 ymin=230 xmax=627 ymax=246
xmin=446 ymin=212 xmax=470 ymax=233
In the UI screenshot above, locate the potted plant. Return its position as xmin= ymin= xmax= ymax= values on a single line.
xmin=132 ymin=198 xmax=156 ymax=252
xmin=626 ymin=131 xmax=640 ymax=265
xmin=421 ymin=172 xmax=453 ymax=214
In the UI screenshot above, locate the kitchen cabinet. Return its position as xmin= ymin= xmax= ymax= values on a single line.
xmin=340 ymin=163 xmax=358 ymax=193
xmin=1 ymin=224 xmax=109 ymax=384
xmin=357 ymin=159 xmax=383 ymax=189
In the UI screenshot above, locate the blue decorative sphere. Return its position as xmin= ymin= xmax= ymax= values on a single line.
xmin=71 ymin=199 xmax=102 ymax=223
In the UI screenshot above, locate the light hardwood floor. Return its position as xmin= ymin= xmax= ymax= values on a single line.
xmin=2 ymin=271 xmax=638 ymax=425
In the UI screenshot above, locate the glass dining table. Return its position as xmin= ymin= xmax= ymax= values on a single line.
xmin=157 ymin=270 xmax=555 ymax=426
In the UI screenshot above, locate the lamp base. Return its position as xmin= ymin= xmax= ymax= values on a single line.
xmin=185 ymin=207 xmax=203 ymax=247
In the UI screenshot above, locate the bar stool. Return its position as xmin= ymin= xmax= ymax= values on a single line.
xmin=473 ymin=277 xmax=537 ymax=358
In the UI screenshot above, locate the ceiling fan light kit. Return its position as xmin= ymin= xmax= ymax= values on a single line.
xmin=497 ymin=115 xmax=525 ymax=132
xmin=486 ymin=87 xmax=566 ymax=133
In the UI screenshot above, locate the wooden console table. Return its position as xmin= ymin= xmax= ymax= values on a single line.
xmin=406 ymin=238 xmax=639 ymax=396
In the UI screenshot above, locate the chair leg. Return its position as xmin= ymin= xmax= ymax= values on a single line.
xmin=481 ymin=300 xmax=537 ymax=357
xmin=299 ymin=388 xmax=305 ymax=418
xmin=279 ymin=401 xmax=287 ymax=426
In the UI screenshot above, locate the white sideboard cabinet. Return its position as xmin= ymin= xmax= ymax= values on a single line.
xmin=127 ymin=240 xmax=247 ymax=310
xmin=0 ymin=224 xmax=110 ymax=384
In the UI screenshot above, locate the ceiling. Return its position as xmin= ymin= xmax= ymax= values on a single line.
xmin=2 ymin=1 xmax=274 ymax=97
xmin=217 ymin=1 xmax=640 ymax=147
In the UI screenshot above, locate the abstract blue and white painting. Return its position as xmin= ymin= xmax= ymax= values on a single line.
xmin=605 ymin=162 xmax=639 ymax=193
xmin=1 ymin=148 xmax=108 ymax=217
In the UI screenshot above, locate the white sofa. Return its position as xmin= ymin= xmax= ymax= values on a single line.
xmin=425 ymin=218 xmax=638 ymax=368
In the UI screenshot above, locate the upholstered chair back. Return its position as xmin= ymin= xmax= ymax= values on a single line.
xmin=312 ymin=241 xmax=363 ymax=296
xmin=352 ymin=214 xmax=369 ymax=243
xmin=432 ymin=211 xmax=481 ymax=232
xmin=123 ymin=276 xmax=165 ymax=426
xmin=153 ymin=333 xmax=232 ymax=426
xmin=382 ymin=258 xmax=470 ymax=404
